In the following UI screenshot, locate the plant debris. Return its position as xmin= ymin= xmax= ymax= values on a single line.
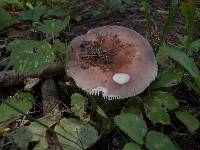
xmin=79 ymin=33 xmax=128 ymax=70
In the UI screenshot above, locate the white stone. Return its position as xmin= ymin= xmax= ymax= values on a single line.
xmin=113 ymin=73 xmax=130 ymax=85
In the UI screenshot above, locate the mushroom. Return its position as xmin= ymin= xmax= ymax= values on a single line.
xmin=65 ymin=25 xmax=157 ymax=100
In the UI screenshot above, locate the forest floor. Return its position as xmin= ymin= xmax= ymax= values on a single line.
xmin=0 ymin=0 xmax=200 ymax=150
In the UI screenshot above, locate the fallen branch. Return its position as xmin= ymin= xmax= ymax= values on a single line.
xmin=0 ymin=70 xmax=25 ymax=87
xmin=0 ymin=61 xmax=65 ymax=88
xmin=41 ymin=79 xmax=60 ymax=115
xmin=0 ymin=57 xmax=9 ymax=70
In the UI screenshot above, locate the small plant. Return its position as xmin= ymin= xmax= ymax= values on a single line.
xmin=33 ymin=16 xmax=70 ymax=40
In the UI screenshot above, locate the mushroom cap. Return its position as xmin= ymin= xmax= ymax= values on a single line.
xmin=65 ymin=25 xmax=157 ymax=100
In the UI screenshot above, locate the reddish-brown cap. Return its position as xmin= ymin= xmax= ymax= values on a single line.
xmin=65 ymin=25 xmax=157 ymax=100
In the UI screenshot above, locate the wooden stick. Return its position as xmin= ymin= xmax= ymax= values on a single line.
xmin=0 ymin=61 xmax=65 ymax=88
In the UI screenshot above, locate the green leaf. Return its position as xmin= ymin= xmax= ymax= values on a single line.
xmin=8 ymin=39 xmax=55 ymax=75
xmin=0 ymin=92 xmax=34 ymax=132
xmin=8 ymin=114 xmax=57 ymax=150
xmin=17 ymin=7 xmax=45 ymax=21
xmin=177 ymin=36 xmax=200 ymax=54
xmin=45 ymin=8 xmax=69 ymax=17
xmin=27 ymin=114 xmax=57 ymax=150
xmin=183 ymin=76 xmax=200 ymax=95
xmin=143 ymin=91 xmax=179 ymax=124
xmin=34 ymin=17 xmax=70 ymax=37
xmin=55 ymin=118 xmax=98 ymax=150
xmin=53 ymin=39 xmax=68 ymax=55
xmin=108 ymin=0 xmax=124 ymax=11
xmin=140 ymin=0 xmax=150 ymax=12
xmin=95 ymin=105 xmax=111 ymax=131
xmin=0 ymin=8 xmax=14 ymax=31
xmin=147 ymin=91 xmax=179 ymax=111
xmin=161 ymin=45 xmax=199 ymax=77
xmin=28 ymin=122 xmax=49 ymax=150
xmin=188 ymin=39 xmax=200 ymax=54
xmin=121 ymin=97 xmax=142 ymax=117
xmin=53 ymin=39 xmax=69 ymax=62
xmin=114 ymin=113 xmax=147 ymax=144
xmin=123 ymin=142 xmax=141 ymax=150
xmin=176 ymin=111 xmax=200 ymax=133
xmin=144 ymin=100 xmax=170 ymax=125
xmin=145 ymin=131 xmax=177 ymax=150
xmin=8 ymin=127 xmax=32 ymax=150
xmin=151 ymin=68 xmax=183 ymax=89
xmin=71 ymin=93 xmax=88 ymax=120
xmin=0 ymin=0 xmax=23 ymax=8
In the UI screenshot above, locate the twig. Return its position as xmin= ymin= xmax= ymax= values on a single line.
xmin=0 ymin=61 xmax=65 ymax=88
xmin=0 ymin=57 xmax=9 ymax=70
xmin=41 ymin=79 xmax=60 ymax=115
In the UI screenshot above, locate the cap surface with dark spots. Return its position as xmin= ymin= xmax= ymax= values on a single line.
xmin=65 ymin=25 xmax=157 ymax=100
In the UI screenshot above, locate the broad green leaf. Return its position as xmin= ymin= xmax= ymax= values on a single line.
xmin=53 ymin=39 xmax=68 ymax=56
xmin=143 ymin=91 xmax=179 ymax=124
xmin=55 ymin=118 xmax=98 ymax=150
xmin=45 ymin=8 xmax=69 ymax=17
xmin=143 ymin=100 xmax=170 ymax=125
xmin=8 ymin=114 xmax=57 ymax=150
xmin=151 ymin=91 xmax=179 ymax=110
xmin=53 ymin=39 xmax=69 ymax=62
xmin=0 ymin=92 xmax=34 ymax=131
xmin=161 ymin=46 xmax=199 ymax=77
xmin=71 ymin=93 xmax=88 ymax=120
xmin=8 ymin=39 xmax=55 ymax=75
xmin=151 ymin=68 xmax=183 ymax=89
xmin=123 ymin=142 xmax=141 ymax=150
xmin=109 ymin=0 xmax=123 ymax=11
xmin=9 ymin=127 xmax=32 ymax=150
xmin=34 ymin=17 xmax=70 ymax=37
xmin=145 ymin=131 xmax=177 ymax=150
xmin=0 ymin=8 xmax=14 ymax=31
xmin=114 ymin=113 xmax=147 ymax=144
xmin=121 ymin=97 xmax=142 ymax=117
xmin=27 ymin=122 xmax=49 ymax=150
xmin=17 ymin=7 xmax=45 ymax=21
xmin=27 ymin=114 xmax=57 ymax=150
xmin=176 ymin=111 xmax=200 ymax=133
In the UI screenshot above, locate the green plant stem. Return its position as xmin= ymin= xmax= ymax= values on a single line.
xmin=159 ymin=0 xmax=179 ymax=48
